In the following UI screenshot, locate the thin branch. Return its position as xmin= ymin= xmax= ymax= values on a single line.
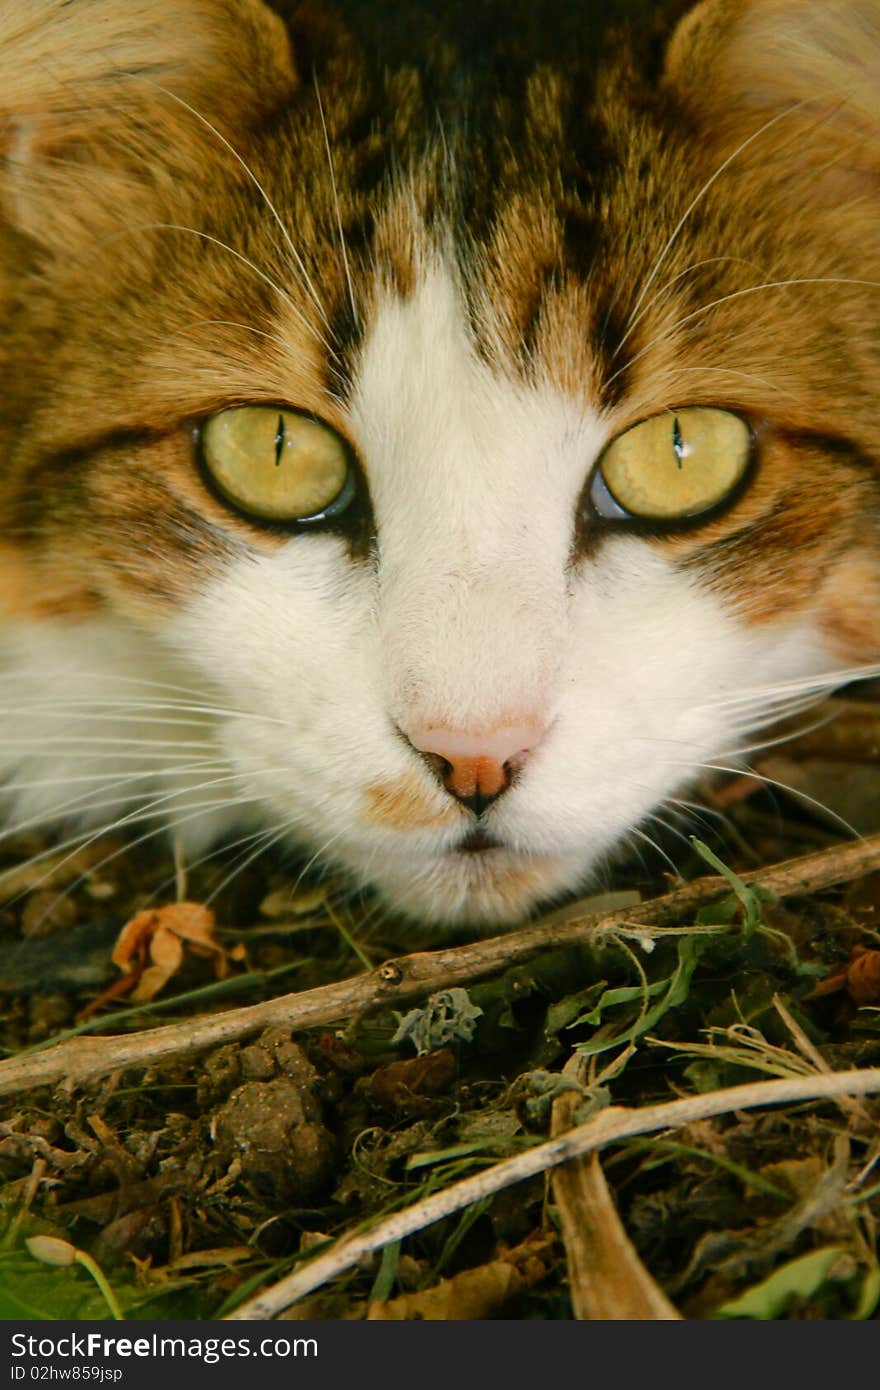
xmin=227 ymin=1065 xmax=880 ymax=1319
xmin=1 ymin=832 xmax=879 ymax=1100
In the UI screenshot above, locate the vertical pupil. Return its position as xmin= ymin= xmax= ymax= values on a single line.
xmin=274 ymin=413 xmax=285 ymax=467
xmin=672 ymin=416 xmax=683 ymax=469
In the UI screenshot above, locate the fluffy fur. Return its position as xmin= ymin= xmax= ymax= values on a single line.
xmin=1 ymin=0 xmax=879 ymax=926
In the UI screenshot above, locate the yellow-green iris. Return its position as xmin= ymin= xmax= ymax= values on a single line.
xmin=201 ymin=406 xmax=353 ymax=523
xmin=595 ymin=407 xmax=752 ymax=521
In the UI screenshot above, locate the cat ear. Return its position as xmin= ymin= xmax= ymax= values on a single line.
xmin=0 ymin=0 xmax=296 ymax=243
xmin=665 ymin=0 xmax=880 ymax=189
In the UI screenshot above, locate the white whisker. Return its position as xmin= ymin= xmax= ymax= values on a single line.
xmin=147 ymin=822 xmax=293 ymax=903
xmin=0 ymin=695 xmax=289 ymax=726
xmin=0 ymin=765 xmax=234 ymax=846
xmin=129 ymin=77 xmax=334 ymax=332
xmin=668 ymin=365 xmax=798 ymax=399
xmin=653 ymin=758 xmax=861 ymax=839
xmin=203 ymin=822 xmax=296 ymax=907
xmin=0 ymin=772 xmax=254 ymax=900
xmin=0 ymin=735 xmax=219 ymax=751
xmin=98 ymin=221 xmax=330 ymax=351
xmin=29 ymin=796 xmax=270 ymax=930
xmin=608 ymin=277 xmax=880 ymax=392
xmin=621 ymin=100 xmax=808 ymax=339
xmin=615 ymin=255 xmax=761 ymax=356
xmin=313 ymin=74 xmax=357 ymax=327
xmin=630 ymin=825 xmax=681 ymax=876
xmin=0 ymin=671 xmax=213 ymax=697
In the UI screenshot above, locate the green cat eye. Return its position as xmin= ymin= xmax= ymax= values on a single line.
xmin=200 ymin=406 xmax=355 ymax=523
xmin=591 ymin=407 xmax=752 ymax=522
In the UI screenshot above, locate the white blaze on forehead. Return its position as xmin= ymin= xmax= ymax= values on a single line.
xmin=348 ymin=258 xmax=606 ymax=733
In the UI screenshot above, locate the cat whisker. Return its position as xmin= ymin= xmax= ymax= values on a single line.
xmin=663 ymin=795 xmax=731 ymax=840
xmin=0 ymin=713 xmax=220 ymax=734
xmin=715 ymin=708 xmax=840 ymax=762
xmin=25 ymin=794 xmax=269 ymax=933
xmin=621 ymin=99 xmax=808 ymax=340
xmin=166 ymin=316 xmax=308 ymax=369
xmin=0 ymin=771 xmax=254 ymax=901
xmin=0 ymin=695 xmax=291 ymax=727
xmin=0 ymin=765 xmax=235 ymax=848
xmin=0 ymin=760 xmax=224 ymax=796
xmin=652 ymin=757 xmax=861 ymax=839
xmin=0 ymin=755 xmax=227 ymax=806
xmin=313 ymin=74 xmax=358 ymax=328
xmin=0 ymin=735 xmax=220 ymax=752
xmin=129 ymin=77 xmax=334 ymax=333
xmin=276 ymin=827 xmax=352 ymax=907
xmin=643 ymin=808 xmax=697 ymax=856
xmin=608 ymin=276 xmax=880 ymax=392
xmin=614 ymin=254 xmax=762 ymax=358
xmin=0 ymin=671 xmax=217 ymax=699
xmin=669 ymin=365 xmax=798 ymax=400
xmin=695 ymin=662 xmax=880 ymax=712
xmin=202 ymin=821 xmax=298 ymax=908
xmin=0 ymin=750 xmax=222 ymax=769
xmin=147 ymin=821 xmax=293 ymax=905
xmin=629 ymin=824 xmax=682 ymax=876
xmin=97 ymin=221 xmax=331 ymax=353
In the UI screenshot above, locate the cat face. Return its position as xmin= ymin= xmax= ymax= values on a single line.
xmin=1 ymin=0 xmax=879 ymax=926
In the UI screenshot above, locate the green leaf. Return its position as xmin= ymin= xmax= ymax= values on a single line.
xmin=851 ymin=1262 xmax=880 ymax=1321
xmin=713 ymin=1247 xmax=850 ymax=1319
xmin=690 ymin=837 xmax=772 ymax=933
xmin=568 ymin=978 xmax=667 ymax=1028
xmin=544 ymin=980 xmax=607 ymax=1036
xmin=369 ymin=1241 xmax=400 ymax=1304
xmin=576 ymin=935 xmax=706 ymax=1058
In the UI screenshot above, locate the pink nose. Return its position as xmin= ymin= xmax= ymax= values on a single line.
xmin=406 ymin=722 xmax=544 ymax=812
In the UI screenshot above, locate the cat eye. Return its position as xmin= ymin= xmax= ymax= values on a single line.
xmin=590 ymin=407 xmax=753 ymax=523
xmin=200 ymin=406 xmax=356 ymax=524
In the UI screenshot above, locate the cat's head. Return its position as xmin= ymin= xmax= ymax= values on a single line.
xmin=1 ymin=0 xmax=879 ymax=926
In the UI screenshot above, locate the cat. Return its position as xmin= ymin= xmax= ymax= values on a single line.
xmin=1 ymin=0 xmax=879 ymax=930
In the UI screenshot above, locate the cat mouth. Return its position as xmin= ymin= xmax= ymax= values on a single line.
xmin=456 ymin=827 xmax=504 ymax=854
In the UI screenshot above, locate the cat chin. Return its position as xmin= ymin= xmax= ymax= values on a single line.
xmin=354 ymin=845 xmax=586 ymax=929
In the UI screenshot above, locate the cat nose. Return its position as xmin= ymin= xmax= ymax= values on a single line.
xmin=404 ymin=722 xmax=544 ymax=816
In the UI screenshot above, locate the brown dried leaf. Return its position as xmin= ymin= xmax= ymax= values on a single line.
xmin=111 ymin=902 xmax=229 ymax=1002
xmin=112 ymin=910 xmax=159 ymax=972
xmin=161 ymin=903 xmax=221 ymax=953
xmin=810 ymin=946 xmax=880 ymax=1006
xmin=366 ymin=1233 xmax=553 ymax=1321
xmin=362 ymin=1049 xmax=456 ymax=1114
xmin=130 ymin=929 xmax=184 ymax=1002
xmin=165 ymin=1246 xmax=254 ymax=1273
xmin=845 ymin=947 xmax=880 ymax=1006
